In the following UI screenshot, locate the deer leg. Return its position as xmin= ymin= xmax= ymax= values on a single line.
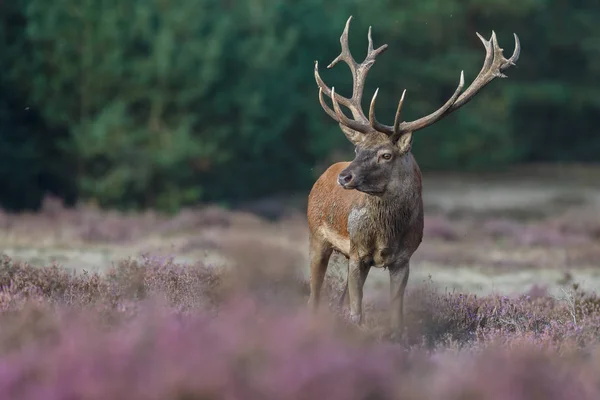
xmin=337 ymin=259 xmax=349 ymax=309
xmin=388 ymin=260 xmax=410 ymax=340
xmin=307 ymin=235 xmax=333 ymax=311
xmin=347 ymin=256 xmax=370 ymax=324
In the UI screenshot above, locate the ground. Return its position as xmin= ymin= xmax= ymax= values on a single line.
xmin=3 ymin=164 xmax=600 ymax=300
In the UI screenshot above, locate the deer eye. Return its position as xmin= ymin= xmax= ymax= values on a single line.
xmin=381 ymin=153 xmax=392 ymax=160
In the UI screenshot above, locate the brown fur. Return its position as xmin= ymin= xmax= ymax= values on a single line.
xmin=307 ymin=134 xmax=423 ymax=340
xmin=308 ymin=16 xmax=519 ymax=340
xmin=307 ymin=162 xmax=361 ymax=247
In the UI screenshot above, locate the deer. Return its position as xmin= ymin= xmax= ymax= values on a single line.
xmin=307 ymin=16 xmax=520 ymax=339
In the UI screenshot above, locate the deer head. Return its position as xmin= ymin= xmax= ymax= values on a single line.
xmin=314 ymin=16 xmax=520 ymax=196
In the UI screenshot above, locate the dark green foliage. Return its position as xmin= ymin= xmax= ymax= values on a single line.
xmin=0 ymin=0 xmax=599 ymax=211
xmin=0 ymin=89 xmax=76 ymax=211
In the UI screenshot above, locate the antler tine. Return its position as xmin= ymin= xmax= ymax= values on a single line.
xmin=368 ymin=88 xmax=386 ymax=132
xmin=389 ymin=31 xmax=519 ymax=136
xmin=396 ymin=71 xmax=465 ymax=134
xmin=315 ymin=61 xmax=354 ymax=110
xmin=314 ymin=16 xmax=365 ymax=124
xmin=474 ymin=31 xmax=494 ymax=77
xmin=331 ymin=87 xmax=371 ymax=132
xmin=369 ymin=70 xmax=465 ymax=138
xmin=328 ymin=16 xmax=358 ymax=71
xmin=393 ymin=89 xmax=407 ymax=134
xmin=367 ymin=26 xmax=374 ymax=53
xmin=316 ymin=18 xmax=520 ymax=141
xmin=447 ymin=31 xmax=520 ymax=110
xmin=508 ymin=33 xmax=521 ymax=65
xmin=314 ymin=16 xmax=389 ymax=135
xmin=368 ymin=88 xmax=408 ymax=138
xmin=318 ymin=87 xmax=341 ymax=123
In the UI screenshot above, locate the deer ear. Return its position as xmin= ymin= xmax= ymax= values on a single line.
xmin=396 ymin=132 xmax=413 ymax=152
xmin=339 ymin=125 xmax=364 ymax=146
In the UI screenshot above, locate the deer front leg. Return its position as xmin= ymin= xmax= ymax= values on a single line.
xmin=347 ymin=255 xmax=370 ymax=325
xmin=388 ymin=260 xmax=410 ymax=340
xmin=307 ymin=235 xmax=333 ymax=312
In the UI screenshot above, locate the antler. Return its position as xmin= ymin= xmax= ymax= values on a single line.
xmin=370 ymin=31 xmax=521 ymax=141
xmin=315 ymin=16 xmax=521 ymax=143
xmin=314 ymin=16 xmax=388 ymax=134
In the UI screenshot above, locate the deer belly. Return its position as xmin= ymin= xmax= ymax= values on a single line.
xmin=319 ymin=226 xmax=351 ymax=257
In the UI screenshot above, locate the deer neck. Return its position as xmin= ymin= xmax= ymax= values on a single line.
xmin=360 ymin=154 xmax=422 ymax=238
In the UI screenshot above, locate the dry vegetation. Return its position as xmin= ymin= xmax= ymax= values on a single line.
xmin=2 ymin=169 xmax=600 ymax=398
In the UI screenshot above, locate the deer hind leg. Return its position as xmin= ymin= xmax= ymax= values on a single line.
xmin=389 ymin=260 xmax=410 ymax=341
xmin=307 ymin=234 xmax=333 ymax=311
xmin=337 ymin=259 xmax=349 ymax=310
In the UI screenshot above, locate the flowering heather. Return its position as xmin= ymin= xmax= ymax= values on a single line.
xmin=1 ymin=254 xmax=600 ymax=398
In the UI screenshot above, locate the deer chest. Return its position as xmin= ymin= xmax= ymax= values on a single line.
xmin=348 ymin=206 xmax=416 ymax=268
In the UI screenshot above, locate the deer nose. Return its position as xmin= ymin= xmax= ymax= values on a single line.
xmin=338 ymin=172 xmax=353 ymax=186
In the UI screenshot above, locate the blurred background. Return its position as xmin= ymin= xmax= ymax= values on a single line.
xmin=0 ymin=0 xmax=598 ymax=214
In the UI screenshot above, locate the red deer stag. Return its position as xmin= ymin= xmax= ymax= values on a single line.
xmin=307 ymin=16 xmax=520 ymax=339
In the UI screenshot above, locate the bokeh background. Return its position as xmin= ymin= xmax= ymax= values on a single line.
xmin=1 ymin=0 xmax=598 ymax=213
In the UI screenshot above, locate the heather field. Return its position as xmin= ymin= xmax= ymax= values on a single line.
xmin=2 ymin=167 xmax=600 ymax=399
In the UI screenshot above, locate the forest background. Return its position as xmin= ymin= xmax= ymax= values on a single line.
xmin=0 ymin=0 xmax=597 ymax=212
